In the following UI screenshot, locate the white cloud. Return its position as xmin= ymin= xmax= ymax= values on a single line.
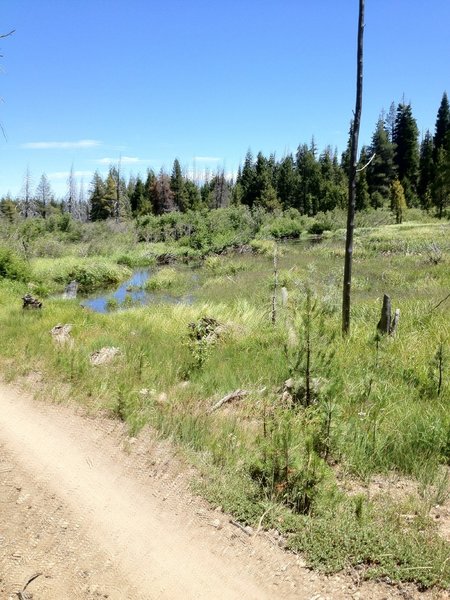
xmin=22 ymin=139 xmax=101 ymax=149
xmin=193 ymin=156 xmax=222 ymax=163
xmin=96 ymin=156 xmax=148 ymax=165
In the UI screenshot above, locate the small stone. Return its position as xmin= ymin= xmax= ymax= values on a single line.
xmin=211 ymin=519 xmax=222 ymax=529
xmin=244 ymin=525 xmax=254 ymax=535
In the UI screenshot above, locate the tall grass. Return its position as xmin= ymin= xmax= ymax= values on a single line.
xmin=0 ymin=218 xmax=449 ymax=589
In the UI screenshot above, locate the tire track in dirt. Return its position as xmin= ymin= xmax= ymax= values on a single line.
xmin=0 ymin=382 xmax=447 ymax=599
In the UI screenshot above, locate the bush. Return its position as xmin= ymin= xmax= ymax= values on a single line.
xmin=0 ymin=247 xmax=31 ymax=282
xmin=258 ymin=212 xmax=305 ymax=239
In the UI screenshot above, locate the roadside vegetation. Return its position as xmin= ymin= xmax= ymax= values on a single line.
xmin=0 ymin=205 xmax=449 ymax=591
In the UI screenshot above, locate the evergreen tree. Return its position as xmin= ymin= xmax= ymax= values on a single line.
xmin=238 ymin=150 xmax=257 ymax=207
xmin=130 ymin=175 xmax=149 ymax=215
xmin=385 ymin=101 xmax=397 ymax=142
xmin=367 ymin=115 xmax=395 ymax=202
xmin=393 ymin=102 xmax=419 ymax=204
xmin=433 ymin=92 xmax=450 ymax=154
xmin=418 ymin=130 xmax=434 ymax=206
xmin=0 ymin=195 xmax=18 ymax=223
xmin=390 ymin=179 xmax=407 ymax=224
xmin=171 ymin=158 xmax=189 ymax=211
xmin=184 ymin=179 xmax=202 ymax=211
xmin=144 ymin=169 xmax=157 ymax=214
xmin=35 ymin=173 xmax=54 ymax=219
xmin=296 ymin=143 xmax=321 ymax=214
xmin=89 ymin=172 xmax=108 ymax=221
xmin=276 ymin=154 xmax=298 ymax=208
xmin=432 ymin=146 xmax=450 ymax=218
xmin=254 ymin=152 xmax=280 ymax=210
xmin=318 ymin=147 xmax=343 ymax=212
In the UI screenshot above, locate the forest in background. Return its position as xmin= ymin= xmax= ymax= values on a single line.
xmin=1 ymin=93 xmax=449 ymax=225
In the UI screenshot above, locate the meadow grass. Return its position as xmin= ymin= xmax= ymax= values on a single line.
xmin=0 ymin=218 xmax=449 ymax=589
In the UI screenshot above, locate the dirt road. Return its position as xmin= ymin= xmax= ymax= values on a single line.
xmin=0 ymin=381 xmax=445 ymax=599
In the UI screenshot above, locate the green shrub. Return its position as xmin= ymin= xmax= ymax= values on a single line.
xmin=0 ymin=247 xmax=31 ymax=281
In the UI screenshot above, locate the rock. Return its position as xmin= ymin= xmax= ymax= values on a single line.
xmin=51 ymin=323 xmax=73 ymax=347
xmin=89 ymin=347 xmax=121 ymax=366
xmin=244 ymin=525 xmax=254 ymax=535
xmin=284 ymin=378 xmax=295 ymax=390
xmin=157 ymin=392 xmax=168 ymax=404
xmin=211 ymin=519 xmax=222 ymax=529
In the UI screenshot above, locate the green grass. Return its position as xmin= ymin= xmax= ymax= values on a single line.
xmin=0 ymin=217 xmax=449 ymax=590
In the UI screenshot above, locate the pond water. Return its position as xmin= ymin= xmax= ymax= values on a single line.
xmin=81 ymin=268 xmax=196 ymax=313
xmin=80 ymin=237 xmax=326 ymax=313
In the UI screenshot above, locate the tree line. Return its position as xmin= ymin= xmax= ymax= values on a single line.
xmin=1 ymin=93 xmax=449 ymax=223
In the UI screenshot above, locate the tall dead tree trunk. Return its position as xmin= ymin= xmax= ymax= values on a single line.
xmin=342 ymin=0 xmax=365 ymax=336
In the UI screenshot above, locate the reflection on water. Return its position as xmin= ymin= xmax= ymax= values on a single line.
xmin=81 ymin=238 xmax=323 ymax=313
xmin=81 ymin=268 xmax=195 ymax=313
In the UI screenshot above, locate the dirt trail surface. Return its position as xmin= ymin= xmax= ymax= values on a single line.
xmin=0 ymin=381 xmax=447 ymax=600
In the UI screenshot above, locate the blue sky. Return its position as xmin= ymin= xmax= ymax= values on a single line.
xmin=1 ymin=0 xmax=449 ymax=198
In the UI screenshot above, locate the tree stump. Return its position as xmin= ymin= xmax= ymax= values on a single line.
xmin=376 ymin=294 xmax=400 ymax=336
xmin=22 ymin=294 xmax=42 ymax=309
xmin=377 ymin=294 xmax=391 ymax=334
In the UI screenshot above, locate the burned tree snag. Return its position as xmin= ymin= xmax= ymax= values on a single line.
xmin=377 ymin=294 xmax=400 ymax=336
xmin=342 ymin=0 xmax=365 ymax=336
xmin=377 ymin=294 xmax=391 ymax=335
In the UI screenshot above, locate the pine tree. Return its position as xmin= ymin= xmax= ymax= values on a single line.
xmin=171 ymin=158 xmax=189 ymax=211
xmin=418 ymin=130 xmax=434 ymax=206
xmin=130 ymin=175 xmax=149 ymax=215
xmin=385 ymin=101 xmax=397 ymax=142
xmin=432 ymin=146 xmax=450 ymax=218
xmin=89 ymin=172 xmax=108 ymax=221
xmin=390 ymin=179 xmax=407 ymax=224
xmin=276 ymin=154 xmax=298 ymax=208
xmin=296 ymin=143 xmax=321 ymax=214
xmin=238 ymin=150 xmax=257 ymax=207
xmin=253 ymin=152 xmax=280 ymax=210
xmin=367 ymin=115 xmax=395 ymax=202
xmin=35 ymin=173 xmax=54 ymax=219
xmin=433 ymin=92 xmax=450 ymax=154
xmin=0 ymin=195 xmax=18 ymax=223
xmin=144 ymin=169 xmax=157 ymax=214
xmin=393 ymin=103 xmax=419 ymax=204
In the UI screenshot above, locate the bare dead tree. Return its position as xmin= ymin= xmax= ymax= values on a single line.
xmin=342 ymin=0 xmax=365 ymax=336
xmin=20 ymin=166 xmax=34 ymax=218
xmin=66 ymin=163 xmax=78 ymax=216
